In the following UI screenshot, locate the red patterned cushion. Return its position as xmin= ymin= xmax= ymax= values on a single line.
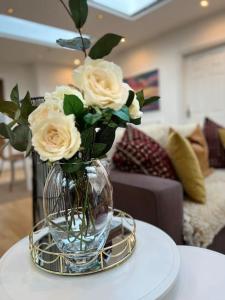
xmin=203 ymin=118 xmax=225 ymax=168
xmin=113 ymin=126 xmax=177 ymax=180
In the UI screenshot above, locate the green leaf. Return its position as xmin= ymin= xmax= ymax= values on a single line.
xmin=95 ymin=126 xmax=116 ymax=155
xmin=10 ymin=84 xmax=19 ymax=105
xmin=61 ymin=159 xmax=83 ymax=174
xmin=69 ymin=0 xmax=88 ymax=29
xmin=11 ymin=124 xmax=30 ymax=152
xmin=112 ymin=106 xmax=130 ymax=122
xmin=92 ymin=143 xmax=107 ymax=158
xmin=64 ymin=94 xmax=84 ymax=117
xmin=136 ymin=90 xmax=145 ymax=108
xmin=0 ymin=100 xmax=18 ymax=119
xmin=20 ymin=92 xmax=35 ymax=123
xmin=56 ymin=36 xmax=91 ymax=50
xmin=0 ymin=123 xmax=14 ymax=140
xmin=89 ymin=33 xmax=123 ymax=59
xmin=130 ymin=118 xmax=141 ymax=125
xmin=144 ymin=96 xmax=160 ymax=106
xmin=25 ymin=129 xmax=32 ymax=157
xmin=84 ymin=112 xmax=102 ymax=125
xmin=126 ymin=90 xmax=135 ymax=107
xmin=81 ymin=127 xmax=95 ymax=160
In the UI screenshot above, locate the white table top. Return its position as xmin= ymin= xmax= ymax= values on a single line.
xmin=0 ymin=220 xmax=180 ymax=300
xmin=163 ymin=246 xmax=225 ymax=300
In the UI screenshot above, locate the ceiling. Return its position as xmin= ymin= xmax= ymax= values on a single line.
xmin=0 ymin=0 xmax=225 ymax=66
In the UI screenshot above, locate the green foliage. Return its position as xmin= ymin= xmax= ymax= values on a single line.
xmin=95 ymin=126 xmax=117 ymax=156
xmin=11 ymin=124 xmax=30 ymax=152
xmin=89 ymin=33 xmax=123 ymax=59
xmin=126 ymin=90 xmax=135 ymax=107
xmin=92 ymin=143 xmax=107 ymax=157
xmin=63 ymin=94 xmax=84 ymax=117
xmin=84 ymin=112 xmax=102 ymax=125
xmin=144 ymin=96 xmax=160 ymax=106
xmin=136 ymin=90 xmax=145 ymax=108
xmin=0 ymin=100 xmax=18 ymax=119
xmin=131 ymin=118 xmax=141 ymax=125
xmin=10 ymin=84 xmax=19 ymax=105
xmin=20 ymin=92 xmax=35 ymax=124
xmin=112 ymin=106 xmax=130 ymax=123
xmin=69 ymin=0 xmax=88 ymax=29
xmin=0 ymin=123 xmax=14 ymax=140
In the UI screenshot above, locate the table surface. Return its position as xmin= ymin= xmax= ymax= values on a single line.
xmin=1 ymin=221 xmax=225 ymax=300
xmin=0 ymin=220 xmax=180 ymax=300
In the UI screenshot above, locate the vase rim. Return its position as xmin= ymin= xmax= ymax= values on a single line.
xmin=55 ymin=159 xmax=103 ymax=166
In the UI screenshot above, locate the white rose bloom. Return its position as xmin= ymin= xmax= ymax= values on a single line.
xmin=44 ymin=85 xmax=85 ymax=104
xmin=129 ymin=96 xmax=143 ymax=119
xmin=28 ymin=100 xmax=63 ymax=128
xmin=31 ymin=112 xmax=81 ymax=162
xmin=73 ymin=57 xmax=129 ymax=110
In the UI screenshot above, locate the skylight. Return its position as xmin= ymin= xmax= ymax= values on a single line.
xmin=89 ymin=0 xmax=165 ymax=19
xmin=0 ymin=14 xmax=89 ymax=49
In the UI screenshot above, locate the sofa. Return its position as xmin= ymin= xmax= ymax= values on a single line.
xmin=109 ymin=123 xmax=225 ymax=254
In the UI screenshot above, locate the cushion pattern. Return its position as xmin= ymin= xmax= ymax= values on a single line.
xmin=113 ymin=126 xmax=176 ymax=180
xmin=203 ymin=118 xmax=225 ymax=168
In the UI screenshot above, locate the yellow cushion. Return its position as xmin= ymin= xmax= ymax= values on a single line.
xmin=167 ymin=130 xmax=206 ymax=203
xmin=219 ymin=129 xmax=225 ymax=148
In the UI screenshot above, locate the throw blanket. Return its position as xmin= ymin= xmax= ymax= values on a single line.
xmin=183 ymin=170 xmax=225 ymax=247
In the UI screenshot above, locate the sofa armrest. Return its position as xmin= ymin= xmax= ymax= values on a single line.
xmin=110 ymin=170 xmax=184 ymax=244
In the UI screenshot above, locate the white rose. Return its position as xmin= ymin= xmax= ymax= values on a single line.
xmin=31 ymin=112 xmax=81 ymax=162
xmin=73 ymin=57 xmax=129 ymax=110
xmin=44 ymin=85 xmax=85 ymax=104
xmin=28 ymin=100 xmax=63 ymax=128
xmin=129 ymin=96 xmax=143 ymax=119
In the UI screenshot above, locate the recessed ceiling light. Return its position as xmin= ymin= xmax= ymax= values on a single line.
xmin=200 ymin=0 xmax=209 ymax=7
xmin=97 ymin=14 xmax=103 ymax=20
xmin=74 ymin=59 xmax=81 ymax=66
xmin=7 ymin=8 xmax=14 ymax=14
xmin=121 ymin=37 xmax=126 ymax=43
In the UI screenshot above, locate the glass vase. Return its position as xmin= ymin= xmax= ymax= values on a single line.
xmin=43 ymin=159 xmax=113 ymax=273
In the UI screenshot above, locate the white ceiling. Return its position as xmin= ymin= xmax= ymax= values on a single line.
xmin=0 ymin=0 xmax=225 ymax=66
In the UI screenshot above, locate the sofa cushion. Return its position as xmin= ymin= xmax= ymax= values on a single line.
xmin=113 ymin=126 xmax=177 ymax=180
xmin=187 ymin=125 xmax=212 ymax=177
xmin=203 ymin=118 xmax=225 ymax=168
xmin=184 ymin=170 xmax=225 ymax=247
xmin=167 ymin=130 xmax=206 ymax=203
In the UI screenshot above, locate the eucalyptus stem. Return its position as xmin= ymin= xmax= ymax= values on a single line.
xmin=78 ymin=28 xmax=87 ymax=58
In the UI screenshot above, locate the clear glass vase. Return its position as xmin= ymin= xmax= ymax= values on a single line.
xmin=43 ymin=159 xmax=113 ymax=273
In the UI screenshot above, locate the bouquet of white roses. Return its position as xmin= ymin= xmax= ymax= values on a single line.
xmin=0 ymin=0 xmax=158 ymax=167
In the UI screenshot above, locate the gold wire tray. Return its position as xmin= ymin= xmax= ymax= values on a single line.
xmin=29 ymin=209 xmax=136 ymax=276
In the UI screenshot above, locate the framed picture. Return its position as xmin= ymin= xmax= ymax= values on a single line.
xmin=125 ymin=69 xmax=160 ymax=111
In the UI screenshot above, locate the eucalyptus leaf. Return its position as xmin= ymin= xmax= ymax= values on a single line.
xmin=11 ymin=124 xmax=30 ymax=152
xmin=20 ymin=91 xmax=35 ymax=123
xmin=0 ymin=100 xmax=18 ymax=119
xmin=69 ymin=0 xmax=88 ymax=29
xmin=126 ymin=90 xmax=135 ymax=107
xmin=92 ymin=143 xmax=107 ymax=158
xmin=112 ymin=106 xmax=130 ymax=122
xmin=56 ymin=37 xmax=91 ymax=50
xmin=0 ymin=123 xmax=14 ymax=140
xmin=10 ymin=84 xmax=19 ymax=105
xmin=144 ymin=96 xmax=160 ymax=106
xmin=131 ymin=118 xmax=141 ymax=125
xmin=25 ymin=129 xmax=32 ymax=157
xmin=84 ymin=112 xmax=102 ymax=125
xmin=81 ymin=127 xmax=95 ymax=160
xmin=64 ymin=94 xmax=84 ymax=116
xmin=95 ymin=126 xmax=116 ymax=155
xmin=61 ymin=160 xmax=83 ymax=174
xmin=89 ymin=33 xmax=123 ymax=59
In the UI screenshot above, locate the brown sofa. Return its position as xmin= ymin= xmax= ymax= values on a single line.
xmin=110 ymin=170 xmax=225 ymax=254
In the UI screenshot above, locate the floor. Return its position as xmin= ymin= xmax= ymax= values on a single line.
xmin=0 ymin=168 xmax=32 ymax=256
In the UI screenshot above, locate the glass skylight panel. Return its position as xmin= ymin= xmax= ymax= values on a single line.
xmin=0 ymin=15 xmax=89 ymax=49
xmin=90 ymin=0 xmax=159 ymax=17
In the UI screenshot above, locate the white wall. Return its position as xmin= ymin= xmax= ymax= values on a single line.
xmin=113 ymin=11 xmax=225 ymax=125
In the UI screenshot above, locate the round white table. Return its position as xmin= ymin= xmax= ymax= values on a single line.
xmin=0 ymin=220 xmax=180 ymax=300
xmin=163 ymin=246 xmax=225 ymax=300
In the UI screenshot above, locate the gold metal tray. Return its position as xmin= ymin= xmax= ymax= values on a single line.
xmin=29 ymin=209 xmax=136 ymax=276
